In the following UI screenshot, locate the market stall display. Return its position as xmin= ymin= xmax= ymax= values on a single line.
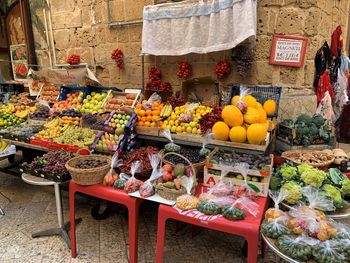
xmin=37 ymin=83 xmax=60 ymax=103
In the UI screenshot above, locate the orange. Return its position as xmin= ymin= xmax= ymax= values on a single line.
xmin=152 ymin=115 xmax=159 ymax=122
xmin=145 ymin=109 xmax=152 ymax=116
xmin=150 ymin=122 xmax=156 ymax=127
xmin=153 ymin=101 xmax=160 ymax=107
xmin=136 ymin=104 xmax=143 ymax=110
xmin=134 ymin=109 xmax=140 ymax=115
xmin=152 ymin=110 xmax=160 ymax=116
xmin=141 ymin=116 xmax=147 ymax=122
xmin=139 ymin=110 xmax=146 ymax=116
xmin=146 ymin=115 xmax=153 ymax=121
xmin=138 ymin=121 xmax=144 ymax=126
xmin=144 ymin=121 xmax=151 ymax=127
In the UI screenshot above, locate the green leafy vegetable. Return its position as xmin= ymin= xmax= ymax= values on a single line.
xmin=280 ymin=181 xmax=302 ymax=205
xmin=322 ymin=184 xmax=347 ymax=208
xmin=300 ymin=168 xmax=326 ymax=188
xmin=279 ymin=164 xmax=298 ymax=181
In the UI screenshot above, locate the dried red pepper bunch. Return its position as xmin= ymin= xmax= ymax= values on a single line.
xmin=215 ymin=60 xmax=232 ymax=79
xmin=177 ymin=61 xmax=192 ymax=79
xmin=159 ymin=82 xmax=172 ymax=92
xmin=167 ymin=91 xmax=186 ymax=107
xmin=148 ymin=66 xmax=161 ymax=81
xmin=111 ymin=49 xmax=124 ymax=69
xmin=67 ymin=54 xmax=80 ymax=65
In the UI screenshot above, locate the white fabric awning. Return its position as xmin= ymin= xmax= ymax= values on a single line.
xmin=142 ymin=0 xmax=257 ymax=56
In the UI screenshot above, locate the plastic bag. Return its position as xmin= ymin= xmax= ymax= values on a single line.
xmin=312 ymin=240 xmax=346 ymax=263
xmin=221 ymin=204 xmax=246 ymax=220
xmin=176 ymin=175 xmax=198 ymax=210
xmin=199 ymin=131 xmax=213 ymax=157
xmin=124 ymin=161 xmax=143 ymax=193
xmin=113 ymin=173 xmax=130 ymax=189
xmin=261 ymin=216 xmax=291 ymax=239
xmin=139 ymin=154 xmax=162 ymax=198
xmin=275 ymin=235 xmax=313 ymax=261
xmin=163 ymin=129 xmax=181 ymax=152
xmin=196 ymin=199 xmax=221 ymax=215
xmin=334 ymin=222 xmax=350 ymax=240
xmin=316 ymin=91 xmax=336 ymax=124
xmin=302 ymin=186 xmax=336 ymax=211
xmin=235 ymin=86 xmax=251 ymax=113
xmin=234 ymin=163 xmax=258 ymax=200
xmin=264 ymin=190 xmax=288 ymax=222
xmin=142 ymin=92 xmax=161 ymax=110
xmin=103 ymin=154 xmax=122 ymax=186
xmin=208 ymin=164 xmax=233 ymax=197
xmin=234 ymin=196 xmax=259 ymax=217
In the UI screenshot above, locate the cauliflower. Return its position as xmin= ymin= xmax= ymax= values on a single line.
xmin=281 ymin=181 xmax=302 ymax=205
xmin=297 ymin=164 xmax=313 ymax=174
xmin=341 ymin=178 xmax=350 ymax=197
xmin=300 ymin=168 xmax=326 ymax=188
xmin=279 ymin=165 xmax=298 ymax=181
xmin=322 ymin=184 xmax=347 ymax=208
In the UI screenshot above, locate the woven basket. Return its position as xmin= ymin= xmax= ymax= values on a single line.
xmin=65 ymin=155 xmax=111 ymax=185
xmin=155 ymin=152 xmax=197 ymax=201
xmin=281 ymin=150 xmax=335 ymax=168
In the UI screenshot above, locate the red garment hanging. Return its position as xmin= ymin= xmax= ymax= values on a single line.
xmin=317 ymin=70 xmax=334 ymax=104
xmin=331 ymin=26 xmax=343 ymax=57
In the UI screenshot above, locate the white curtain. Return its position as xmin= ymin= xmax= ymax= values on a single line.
xmin=142 ymin=0 xmax=257 ymax=56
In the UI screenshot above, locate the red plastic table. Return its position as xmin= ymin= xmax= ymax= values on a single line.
xmin=69 ymin=181 xmax=143 ymax=263
xmin=155 ymin=185 xmax=269 ymax=263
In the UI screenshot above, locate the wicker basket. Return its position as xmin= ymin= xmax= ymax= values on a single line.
xmin=65 ymin=155 xmax=111 ymax=185
xmin=281 ymin=150 xmax=334 ymax=168
xmin=155 ymin=152 xmax=197 ymax=201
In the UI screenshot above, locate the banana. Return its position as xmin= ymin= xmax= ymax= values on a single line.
xmin=0 ymin=140 xmax=8 ymax=152
xmin=160 ymin=103 xmax=173 ymax=118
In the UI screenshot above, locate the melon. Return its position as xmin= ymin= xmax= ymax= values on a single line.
xmin=247 ymin=123 xmax=267 ymax=145
xmin=255 ymin=102 xmax=263 ymax=110
xmin=212 ymin=121 xmax=230 ymax=141
xmin=231 ymin=95 xmax=240 ymax=106
xmin=229 ymin=126 xmax=247 ymax=143
xmin=263 ymin=100 xmax=276 ymax=116
xmin=221 ymin=105 xmax=243 ymax=127
xmin=242 ymin=95 xmax=257 ymax=108
xmin=257 ymin=108 xmax=267 ymax=123
xmin=243 ymin=107 xmax=260 ymax=124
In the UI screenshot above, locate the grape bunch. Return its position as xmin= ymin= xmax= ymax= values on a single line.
xmin=164 ymin=147 xmax=206 ymax=164
xmin=167 ymin=91 xmax=186 ymax=107
xmin=199 ymin=106 xmax=223 ymax=133
xmin=177 ymin=62 xmax=192 ymax=79
xmin=111 ymin=49 xmax=124 ymax=69
xmin=67 ymin=54 xmax=80 ymax=65
xmin=214 ymin=60 xmax=232 ymax=79
xmin=30 ymin=105 xmax=50 ymax=120
xmin=233 ymin=46 xmax=253 ymax=78
xmin=148 ymin=66 xmax=161 ymax=81
xmin=81 ymin=114 xmax=106 ymax=130
xmin=159 ymin=82 xmax=172 ymax=92
xmin=60 ymin=109 xmax=82 ymax=118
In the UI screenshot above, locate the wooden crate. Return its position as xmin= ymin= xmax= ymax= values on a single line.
xmin=136 ymin=126 xmax=159 ymax=136
xmin=275 ymin=139 xmax=334 ymax=153
xmin=104 ymin=90 xmax=140 ymax=111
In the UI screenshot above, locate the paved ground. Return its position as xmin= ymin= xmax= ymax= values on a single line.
xmin=0 ymin=161 xmax=283 ymax=263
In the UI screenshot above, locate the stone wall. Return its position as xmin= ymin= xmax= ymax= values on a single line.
xmin=29 ymin=0 xmax=350 ymax=119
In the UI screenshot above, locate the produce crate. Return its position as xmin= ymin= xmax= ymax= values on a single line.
xmin=58 ymin=86 xmax=86 ymax=101
xmin=29 ymin=137 xmax=90 ymax=154
xmin=229 ymin=85 xmax=282 ymax=118
xmin=19 ymin=165 xmax=71 ymax=183
xmin=136 ymin=126 xmax=159 ymax=136
xmin=104 ymin=90 xmax=141 ymax=112
xmin=36 ymin=83 xmax=61 ymax=103
xmin=203 ymin=164 xmax=272 ymax=197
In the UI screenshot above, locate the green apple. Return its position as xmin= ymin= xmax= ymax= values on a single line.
xmin=171 ymin=126 xmax=177 ymax=133
xmin=117 ymin=123 xmax=121 ymax=128
xmin=124 ymin=120 xmax=128 ymax=124
xmin=86 ymin=95 xmax=92 ymax=99
xmin=189 ymin=122 xmax=196 ymax=128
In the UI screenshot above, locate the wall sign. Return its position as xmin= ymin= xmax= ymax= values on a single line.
xmin=269 ymin=34 xmax=308 ymax=67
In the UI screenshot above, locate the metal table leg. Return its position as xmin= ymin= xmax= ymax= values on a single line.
xmin=0 ymin=207 xmax=4 ymax=215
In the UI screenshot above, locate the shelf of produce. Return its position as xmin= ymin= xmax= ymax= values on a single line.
xmin=261 ymin=234 xmax=313 ymax=263
xmin=2 ymin=138 xmax=49 ymax=152
xmin=281 ymin=202 xmax=350 ymax=220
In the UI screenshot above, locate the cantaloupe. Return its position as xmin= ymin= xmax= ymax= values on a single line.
xmin=242 ymin=95 xmax=257 ymax=108
xmin=243 ymin=107 xmax=260 ymax=124
xmin=263 ymin=100 xmax=276 ymax=116
xmin=255 ymin=102 xmax=263 ymax=110
xmin=212 ymin=121 xmax=230 ymax=141
xmin=247 ymin=123 xmax=267 ymax=145
xmin=222 ymin=105 xmax=243 ymax=127
xmin=229 ymin=126 xmax=246 ymax=143
xmin=258 ymin=108 xmax=267 ymax=123
xmin=231 ymin=96 xmax=240 ymax=106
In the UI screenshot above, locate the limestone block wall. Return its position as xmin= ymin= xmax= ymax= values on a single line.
xmin=29 ymin=0 xmax=350 ymax=119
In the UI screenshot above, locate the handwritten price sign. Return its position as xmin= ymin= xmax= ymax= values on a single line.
xmin=270 ymin=34 xmax=308 ymax=67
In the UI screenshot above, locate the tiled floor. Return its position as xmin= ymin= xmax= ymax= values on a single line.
xmin=0 ymin=165 xmax=283 ymax=263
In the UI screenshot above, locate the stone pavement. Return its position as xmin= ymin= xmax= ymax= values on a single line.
xmin=0 ymin=171 xmax=284 ymax=263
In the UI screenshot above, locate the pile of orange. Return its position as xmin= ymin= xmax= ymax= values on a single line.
xmin=134 ymin=101 xmax=163 ymax=127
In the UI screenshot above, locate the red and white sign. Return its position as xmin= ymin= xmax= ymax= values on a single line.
xmin=174 ymin=208 xmax=221 ymax=222
xmin=270 ymin=34 xmax=308 ymax=67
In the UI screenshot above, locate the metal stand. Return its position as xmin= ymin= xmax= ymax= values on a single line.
xmin=0 ymin=207 xmax=4 ymax=215
xmin=21 ymin=174 xmax=82 ymax=249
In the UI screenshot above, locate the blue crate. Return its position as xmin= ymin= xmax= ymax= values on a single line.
xmin=58 ymin=86 xmax=86 ymax=101
xmin=229 ymin=85 xmax=282 ymax=118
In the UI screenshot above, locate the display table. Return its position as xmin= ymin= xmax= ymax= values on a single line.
xmin=69 ymin=181 xmax=144 ymax=263
xmin=155 ymin=184 xmax=268 ymax=263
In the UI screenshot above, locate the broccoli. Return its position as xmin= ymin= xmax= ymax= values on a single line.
xmin=322 ymin=184 xmax=347 ymax=208
xmin=297 ymin=164 xmax=313 ymax=174
xmin=279 ymin=165 xmax=298 ymax=181
xmin=295 ymin=123 xmax=309 ymax=137
xmin=319 ymin=124 xmax=331 ymax=142
xmin=341 ymin=178 xmax=350 ymax=197
xmin=309 ymin=123 xmax=319 ymax=137
xmin=280 ymin=119 xmax=295 ymax=128
xmin=296 ymin=114 xmax=312 ymax=125
xmin=301 ymin=137 xmax=312 ymax=147
xmin=300 ymin=168 xmax=326 ymax=188
xmin=312 ymin=114 xmax=325 ymax=128
xmin=281 ymin=181 xmax=302 ymax=205
xmin=270 ymin=175 xmax=282 ymax=190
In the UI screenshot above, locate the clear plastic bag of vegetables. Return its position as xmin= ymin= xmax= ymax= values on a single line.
xmin=139 ymin=154 xmax=162 ymax=198
xmin=114 ymin=173 xmax=130 ymax=190
xmin=163 ymin=129 xmax=181 ymax=152
xmin=176 ymin=174 xmax=198 ymax=210
xmin=232 ymin=86 xmax=251 ymax=113
xmin=103 ymin=154 xmax=122 ymax=186
xmin=234 ymin=196 xmax=259 ymax=217
xmin=264 ymin=190 xmax=289 ymax=222
xmin=221 ymin=196 xmax=259 ymax=220
xmin=199 ymin=131 xmax=213 ymax=157
xmin=261 ymin=216 xmax=291 ymax=239
xmin=124 ymin=161 xmax=143 ymax=193
xmin=208 ymin=164 xmax=233 ymax=197
xmin=275 ymin=235 xmax=315 ymax=261
xmin=333 ymin=222 xmax=350 ymax=240
xmin=196 ymin=198 xmax=222 ymax=215
xmin=312 ymin=240 xmax=347 ymax=263
xmin=234 ymin=162 xmax=259 ymax=199
xmin=142 ymin=92 xmax=161 ymax=110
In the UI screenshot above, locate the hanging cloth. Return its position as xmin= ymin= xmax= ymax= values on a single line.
xmin=317 ymin=70 xmax=334 ymax=104
xmin=142 ymin=0 xmax=257 ymax=56
xmin=331 ymin=26 xmax=343 ymax=58
xmin=314 ymin=42 xmax=332 ymax=89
